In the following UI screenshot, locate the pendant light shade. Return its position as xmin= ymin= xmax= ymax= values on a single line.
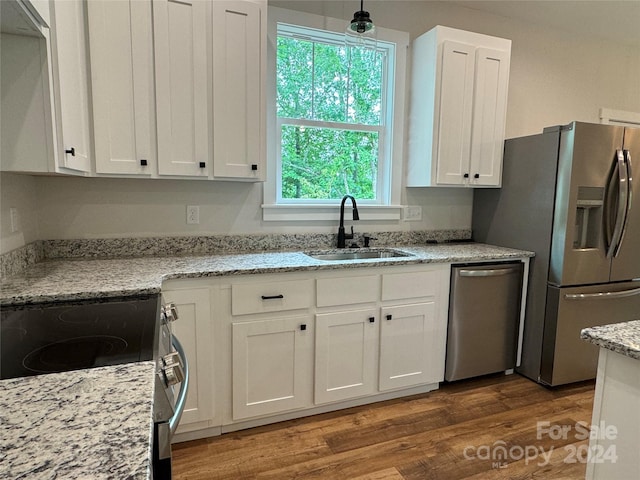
xmin=345 ymin=0 xmax=377 ymax=49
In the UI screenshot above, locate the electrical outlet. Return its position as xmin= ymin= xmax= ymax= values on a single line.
xmin=186 ymin=205 xmax=200 ymax=225
xmin=9 ymin=207 xmax=20 ymax=232
xmin=403 ymin=205 xmax=422 ymax=221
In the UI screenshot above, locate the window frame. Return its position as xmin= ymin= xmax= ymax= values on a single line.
xmin=263 ymin=6 xmax=409 ymax=222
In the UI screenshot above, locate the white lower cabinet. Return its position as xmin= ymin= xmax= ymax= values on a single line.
xmin=314 ymin=309 xmax=378 ymax=404
xmin=379 ymin=302 xmax=443 ymax=391
xmin=166 ymin=263 xmax=453 ymax=439
xmin=161 ymin=286 xmax=218 ymax=435
xmin=231 ymin=315 xmax=313 ymax=420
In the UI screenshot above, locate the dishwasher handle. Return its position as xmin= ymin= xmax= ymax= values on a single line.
xmin=458 ymin=267 xmax=521 ymax=277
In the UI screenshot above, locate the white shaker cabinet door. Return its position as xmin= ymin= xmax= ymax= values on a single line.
xmin=50 ymin=0 xmax=91 ymax=173
xmin=435 ymin=40 xmax=475 ymax=186
xmin=88 ymin=0 xmax=155 ymax=175
xmin=154 ymin=0 xmax=209 ymax=177
xmin=469 ymin=47 xmax=510 ymax=187
xmin=379 ymin=302 xmax=444 ymax=391
xmin=314 ymin=309 xmax=378 ymax=404
xmin=212 ymin=0 xmax=265 ymax=181
xmin=164 ymin=287 xmax=217 ymax=429
xmin=232 ymin=315 xmax=313 ymax=420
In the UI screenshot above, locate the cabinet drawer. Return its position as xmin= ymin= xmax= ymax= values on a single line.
xmin=316 ymin=275 xmax=379 ymax=307
xmin=231 ymin=279 xmax=313 ymax=315
xmin=382 ymin=270 xmax=441 ymax=301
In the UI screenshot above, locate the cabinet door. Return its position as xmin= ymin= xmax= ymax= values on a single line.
xmin=232 ymin=315 xmax=312 ymax=420
xmin=88 ymin=0 xmax=155 ymax=175
xmin=212 ymin=0 xmax=265 ymax=180
xmin=164 ymin=288 xmax=217 ymax=429
xmin=436 ymin=40 xmax=475 ymax=185
xmin=50 ymin=0 xmax=91 ymax=173
xmin=153 ymin=0 xmax=209 ymax=177
xmin=379 ymin=303 xmax=445 ymax=391
xmin=315 ymin=309 xmax=378 ymax=404
xmin=469 ymin=47 xmax=509 ymax=186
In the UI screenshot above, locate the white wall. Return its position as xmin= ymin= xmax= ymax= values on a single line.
xmin=2 ymin=0 xmax=639 ymax=249
xmin=0 ymin=173 xmax=40 ymax=253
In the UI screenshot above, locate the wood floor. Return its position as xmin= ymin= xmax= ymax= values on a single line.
xmin=172 ymin=374 xmax=595 ymax=480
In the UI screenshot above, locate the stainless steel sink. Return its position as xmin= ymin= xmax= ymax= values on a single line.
xmin=304 ymin=249 xmax=414 ymax=261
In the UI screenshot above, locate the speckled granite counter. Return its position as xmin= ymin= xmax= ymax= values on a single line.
xmin=0 ymin=242 xmax=533 ymax=479
xmin=581 ymin=320 xmax=640 ymax=361
xmin=0 ymin=243 xmax=533 ymax=305
xmin=0 ymin=361 xmax=156 ymax=480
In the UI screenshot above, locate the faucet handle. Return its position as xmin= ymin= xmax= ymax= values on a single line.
xmin=345 ymin=226 xmax=355 ymax=240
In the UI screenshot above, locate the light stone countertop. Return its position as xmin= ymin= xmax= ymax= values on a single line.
xmin=581 ymin=320 xmax=640 ymax=361
xmin=0 ymin=242 xmax=533 ymax=479
xmin=0 ymin=361 xmax=156 ymax=480
xmin=0 ymin=243 xmax=533 ymax=305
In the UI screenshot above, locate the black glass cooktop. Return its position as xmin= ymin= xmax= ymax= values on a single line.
xmin=0 ymin=295 xmax=160 ymax=380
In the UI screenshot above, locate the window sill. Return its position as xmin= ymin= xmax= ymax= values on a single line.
xmin=262 ymin=204 xmax=403 ymax=222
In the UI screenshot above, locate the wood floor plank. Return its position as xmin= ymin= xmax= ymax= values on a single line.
xmin=172 ymin=374 xmax=595 ymax=480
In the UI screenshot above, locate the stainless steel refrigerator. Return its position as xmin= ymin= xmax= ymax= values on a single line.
xmin=473 ymin=121 xmax=640 ymax=386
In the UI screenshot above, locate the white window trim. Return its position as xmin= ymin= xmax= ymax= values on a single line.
xmin=263 ymin=6 xmax=409 ymax=222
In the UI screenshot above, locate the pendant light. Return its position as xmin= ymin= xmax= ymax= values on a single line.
xmin=345 ymin=0 xmax=377 ymax=50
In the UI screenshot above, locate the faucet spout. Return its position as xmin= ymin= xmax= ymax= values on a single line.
xmin=337 ymin=195 xmax=359 ymax=248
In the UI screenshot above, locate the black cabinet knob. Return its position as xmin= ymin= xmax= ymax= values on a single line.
xmin=474 ymin=173 xmax=480 ymax=179
xmin=463 ymin=173 xmax=469 ymax=178
xmin=251 ymin=164 xmax=258 ymax=171
xmin=65 ymin=147 xmax=76 ymax=156
xmin=386 ymin=314 xmax=393 ymax=321
xmin=140 ymin=159 xmax=148 ymax=166
xmin=199 ymin=162 xmax=206 ymax=168
xmin=300 ymin=324 xmax=307 ymax=331
xmin=369 ymin=317 xmax=375 ymax=323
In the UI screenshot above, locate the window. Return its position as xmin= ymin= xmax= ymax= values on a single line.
xmin=264 ymin=7 xmax=408 ymax=221
xmin=277 ymin=25 xmax=386 ymax=203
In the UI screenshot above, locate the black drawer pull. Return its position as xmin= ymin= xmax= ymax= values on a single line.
xmin=261 ymin=294 xmax=284 ymax=300
xmin=474 ymin=173 xmax=480 ymax=179
xmin=369 ymin=317 xmax=375 ymax=323
xmin=463 ymin=173 xmax=469 ymax=178
xmin=251 ymin=164 xmax=258 ymax=171
xmin=386 ymin=314 xmax=393 ymax=321
xmin=199 ymin=162 xmax=206 ymax=168
xmin=140 ymin=159 xmax=148 ymax=166
xmin=300 ymin=324 xmax=307 ymax=331
xmin=65 ymin=147 xmax=76 ymax=156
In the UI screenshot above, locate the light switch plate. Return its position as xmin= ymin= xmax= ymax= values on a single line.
xmin=403 ymin=205 xmax=422 ymax=221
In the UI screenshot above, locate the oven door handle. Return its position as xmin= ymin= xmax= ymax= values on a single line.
xmin=168 ymin=335 xmax=189 ymax=435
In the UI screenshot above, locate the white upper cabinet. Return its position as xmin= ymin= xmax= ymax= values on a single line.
xmin=88 ymin=0 xmax=156 ymax=175
xmin=87 ymin=0 xmax=265 ymax=181
xmin=407 ymin=26 xmax=511 ymax=187
xmin=154 ymin=0 xmax=209 ymax=177
xmin=212 ymin=0 xmax=266 ymax=181
xmin=1 ymin=0 xmax=91 ymax=175
xmin=49 ymin=0 xmax=91 ymax=173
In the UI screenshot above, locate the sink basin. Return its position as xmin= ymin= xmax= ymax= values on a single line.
xmin=304 ymin=249 xmax=414 ymax=261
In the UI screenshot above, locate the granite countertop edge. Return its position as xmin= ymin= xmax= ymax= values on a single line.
xmin=580 ymin=320 xmax=640 ymax=361
xmin=0 ymin=243 xmax=534 ymax=306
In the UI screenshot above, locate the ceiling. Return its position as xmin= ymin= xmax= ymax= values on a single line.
xmin=450 ymin=0 xmax=640 ymax=47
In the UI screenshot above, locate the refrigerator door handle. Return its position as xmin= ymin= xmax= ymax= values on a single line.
xmin=613 ymin=150 xmax=633 ymax=256
xmin=565 ymin=286 xmax=640 ymax=300
xmin=607 ymin=150 xmax=629 ymax=258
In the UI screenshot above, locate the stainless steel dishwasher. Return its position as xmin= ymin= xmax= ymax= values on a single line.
xmin=445 ymin=262 xmax=524 ymax=381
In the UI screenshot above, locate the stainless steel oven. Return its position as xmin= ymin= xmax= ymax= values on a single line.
xmin=0 ymin=294 xmax=189 ymax=479
xmin=152 ymin=302 xmax=189 ymax=479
